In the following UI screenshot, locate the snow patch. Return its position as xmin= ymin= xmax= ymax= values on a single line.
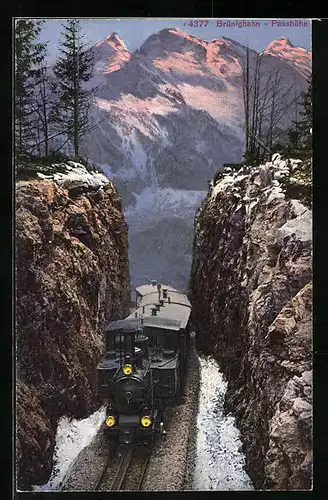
xmin=210 ymin=174 xmax=235 ymax=199
xmin=32 ymin=406 xmax=106 ymax=492
xmin=37 ymin=162 xmax=110 ymax=191
xmin=193 ymin=356 xmax=253 ymax=490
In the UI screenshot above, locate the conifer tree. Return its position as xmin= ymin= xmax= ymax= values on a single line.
xmin=52 ymin=20 xmax=95 ymax=157
xmin=14 ymin=20 xmax=47 ymax=154
xmin=297 ymin=80 xmax=312 ymax=151
xmin=287 ymin=80 xmax=312 ymax=155
xmin=29 ymin=62 xmax=57 ymax=156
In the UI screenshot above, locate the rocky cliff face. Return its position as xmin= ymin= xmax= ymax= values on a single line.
xmin=189 ymin=156 xmax=312 ymax=490
xmin=16 ymin=161 xmax=131 ymax=490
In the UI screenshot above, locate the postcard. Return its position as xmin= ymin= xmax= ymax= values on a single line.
xmin=14 ymin=17 xmax=312 ymax=492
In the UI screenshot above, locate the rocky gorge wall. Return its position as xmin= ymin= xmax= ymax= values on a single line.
xmin=16 ymin=161 xmax=131 ymax=490
xmin=189 ymin=155 xmax=312 ymax=490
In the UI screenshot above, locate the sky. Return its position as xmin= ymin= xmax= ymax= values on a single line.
xmin=29 ymin=18 xmax=312 ymax=62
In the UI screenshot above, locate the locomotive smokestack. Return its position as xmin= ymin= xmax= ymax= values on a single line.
xmin=122 ymin=328 xmax=135 ymax=365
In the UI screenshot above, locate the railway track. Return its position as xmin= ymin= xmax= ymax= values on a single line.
xmin=95 ymin=441 xmax=153 ymax=491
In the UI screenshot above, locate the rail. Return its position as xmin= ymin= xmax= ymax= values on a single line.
xmin=95 ymin=440 xmax=154 ymax=491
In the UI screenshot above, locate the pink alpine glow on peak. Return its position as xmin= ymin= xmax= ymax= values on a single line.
xmin=95 ymin=32 xmax=128 ymax=51
xmin=94 ymin=32 xmax=131 ymax=75
xmin=264 ymin=37 xmax=311 ymax=78
xmin=265 ymin=37 xmax=295 ymax=50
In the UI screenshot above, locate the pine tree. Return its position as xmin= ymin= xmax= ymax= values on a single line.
xmin=52 ymin=20 xmax=95 ymax=157
xmin=287 ymin=81 xmax=312 ymax=155
xmin=29 ymin=62 xmax=58 ymax=156
xmin=297 ymin=80 xmax=312 ymax=151
xmin=14 ymin=20 xmax=47 ymax=154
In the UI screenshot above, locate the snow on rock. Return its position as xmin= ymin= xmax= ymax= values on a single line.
xmin=276 ymin=209 xmax=312 ymax=245
xmin=273 ymin=170 xmax=289 ymax=181
xmin=272 ymin=153 xmax=283 ymax=165
xmin=32 ymin=406 xmax=106 ymax=492
xmin=265 ymin=185 xmax=285 ymax=204
xmin=193 ymin=356 xmax=253 ymax=491
xmin=290 ymin=199 xmax=308 ymax=218
xmin=37 ymin=162 xmax=111 ymax=191
xmin=190 ymin=155 xmax=312 ymax=490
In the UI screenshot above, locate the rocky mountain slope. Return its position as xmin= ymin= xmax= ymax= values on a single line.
xmin=82 ymin=29 xmax=311 ymax=196
xmin=16 ymin=161 xmax=130 ymax=490
xmin=69 ymin=28 xmax=311 ymax=290
xmin=189 ymin=156 xmax=312 ymax=489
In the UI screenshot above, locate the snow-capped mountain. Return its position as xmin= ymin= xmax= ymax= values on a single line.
xmin=78 ymin=28 xmax=311 ymax=289
xmin=82 ymin=29 xmax=310 ymax=197
xmin=93 ymin=32 xmax=131 ymax=74
xmin=263 ymin=37 xmax=311 ymax=78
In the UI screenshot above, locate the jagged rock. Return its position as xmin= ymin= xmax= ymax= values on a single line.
xmin=278 ymin=159 xmax=288 ymax=169
xmin=272 ymin=153 xmax=282 ymax=165
xmin=189 ymin=157 xmax=312 ymax=490
xmin=290 ymin=199 xmax=308 ymax=218
xmin=16 ymin=173 xmax=130 ymax=489
xmin=276 ymin=210 xmax=312 ymax=245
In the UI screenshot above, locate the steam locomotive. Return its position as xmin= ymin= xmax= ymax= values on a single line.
xmin=97 ymin=281 xmax=191 ymax=444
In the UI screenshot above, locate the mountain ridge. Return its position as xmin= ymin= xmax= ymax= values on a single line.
xmin=76 ymin=27 xmax=311 ymax=289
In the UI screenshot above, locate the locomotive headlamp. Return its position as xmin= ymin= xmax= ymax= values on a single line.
xmin=123 ymin=364 xmax=133 ymax=375
xmin=141 ymin=415 xmax=152 ymax=428
xmin=106 ymin=415 xmax=116 ymax=427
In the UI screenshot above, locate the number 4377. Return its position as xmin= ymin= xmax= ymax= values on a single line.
xmin=187 ymin=20 xmax=209 ymax=27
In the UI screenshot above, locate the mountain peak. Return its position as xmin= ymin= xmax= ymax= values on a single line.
xmin=94 ymin=32 xmax=130 ymax=76
xmin=265 ymin=37 xmax=295 ymax=52
xmin=263 ymin=37 xmax=311 ymax=78
xmin=96 ymin=32 xmax=128 ymax=51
